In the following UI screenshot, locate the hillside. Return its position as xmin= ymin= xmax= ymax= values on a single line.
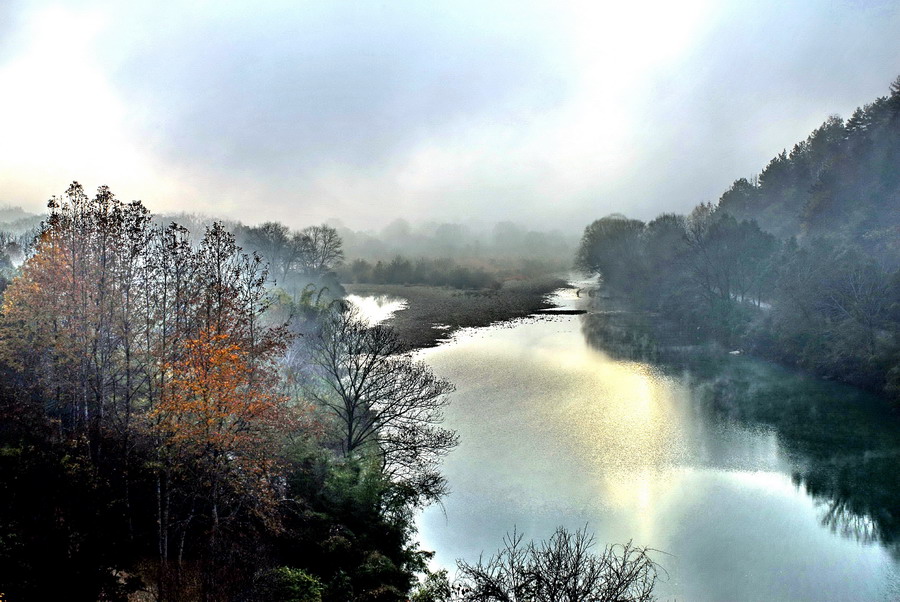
xmin=717 ymin=76 xmax=900 ymax=262
xmin=576 ymin=76 xmax=900 ymax=402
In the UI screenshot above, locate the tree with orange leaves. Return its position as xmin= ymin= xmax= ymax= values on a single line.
xmin=151 ymin=329 xmax=293 ymax=566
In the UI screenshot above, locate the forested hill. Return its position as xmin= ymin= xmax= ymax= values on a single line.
xmin=576 ymin=76 xmax=900 ymax=402
xmin=717 ymin=76 xmax=900 ymax=258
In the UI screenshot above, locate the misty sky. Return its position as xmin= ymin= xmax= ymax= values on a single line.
xmin=1 ymin=0 xmax=898 ymax=232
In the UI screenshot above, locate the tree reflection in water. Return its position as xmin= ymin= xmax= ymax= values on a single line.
xmin=579 ymin=309 xmax=900 ymax=557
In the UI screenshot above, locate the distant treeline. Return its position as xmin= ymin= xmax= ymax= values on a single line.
xmin=341 ymin=256 xmax=500 ymax=289
xmin=0 ymin=205 xmax=43 ymax=236
xmin=0 ymin=207 xmax=575 ymax=292
xmin=338 ymin=255 xmax=565 ymax=290
xmin=335 ymin=219 xmax=576 ymax=264
xmin=577 ymin=76 xmax=900 ymax=401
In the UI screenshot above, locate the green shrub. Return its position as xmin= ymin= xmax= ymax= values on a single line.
xmin=254 ymin=566 xmax=324 ymax=602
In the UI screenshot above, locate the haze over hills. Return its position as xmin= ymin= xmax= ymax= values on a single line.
xmin=0 ymin=205 xmax=43 ymax=235
xmin=576 ymin=76 xmax=900 ymax=403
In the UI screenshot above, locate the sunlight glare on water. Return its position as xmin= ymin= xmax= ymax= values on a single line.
xmin=345 ymin=294 xmax=408 ymax=326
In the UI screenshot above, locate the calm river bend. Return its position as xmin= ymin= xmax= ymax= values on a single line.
xmin=409 ymin=283 xmax=900 ymax=601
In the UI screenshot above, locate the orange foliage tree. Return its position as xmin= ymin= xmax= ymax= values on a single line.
xmin=152 ymin=330 xmax=291 ymax=519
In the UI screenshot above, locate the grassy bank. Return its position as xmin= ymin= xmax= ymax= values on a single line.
xmin=345 ymin=276 xmax=566 ymax=350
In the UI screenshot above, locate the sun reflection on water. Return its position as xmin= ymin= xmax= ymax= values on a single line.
xmin=345 ymin=294 xmax=408 ymax=326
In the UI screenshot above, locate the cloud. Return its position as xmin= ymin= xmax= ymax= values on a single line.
xmin=111 ymin=2 xmax=567 ymax=178
xmin=550 ymin=0 xmax=900 ymax=223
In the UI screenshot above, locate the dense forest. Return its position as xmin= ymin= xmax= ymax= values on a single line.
xmin=576 ymin=76 xmax=900 ymax=402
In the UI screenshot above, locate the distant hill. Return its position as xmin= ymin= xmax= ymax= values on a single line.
xmin=0 ymin=205 xmax=43 ymax=236
xmin=0 ymin=206 xmax=32 ymax=222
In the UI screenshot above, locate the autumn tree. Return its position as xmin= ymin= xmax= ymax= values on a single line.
xmin=145 ymin=222 xmax=296 ymax=598
xmin=0 ymin=183 xmax=195 ymax=598
xmin=0 ymin=182 xmax=156 ymax=457
xmin=151 ymin=330 xmax=295 ymax=588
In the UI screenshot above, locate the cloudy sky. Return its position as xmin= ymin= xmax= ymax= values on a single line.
xmin=1 ymin=0 xmax=898 ymax=231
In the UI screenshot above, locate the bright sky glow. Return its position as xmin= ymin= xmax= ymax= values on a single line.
xmin=0 ymin=0 xmax=898 ymax=230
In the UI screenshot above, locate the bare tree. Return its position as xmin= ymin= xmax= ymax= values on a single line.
xmin=456 ymin=526 xmax=661 ymax=602
xmin=243 ymin=222 xmax=344 ymax=284
xmin=300 ymin=224 xmax=344 ymax=275
xmin=243 ymin=221 xmax=295 ymax=283
xmin=823 ymin=256 xmax=892 ymax=354
xmin=308 ymin=306 xmax=457 ymax=504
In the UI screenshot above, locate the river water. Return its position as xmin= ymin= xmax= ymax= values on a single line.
xmin=409 ymin=285 xmax=900 ymax=601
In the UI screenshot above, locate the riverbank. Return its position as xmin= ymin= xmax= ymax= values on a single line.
xmin=344 ymin=276 xmax=566 ymax=350
xmin=582 ymin=284 xmax=900 ymax=408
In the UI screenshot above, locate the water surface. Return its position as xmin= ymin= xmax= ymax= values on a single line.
xmin=416 ymin=288 xmax=900 ymax=601
xmin=345 ymin=293 xmax=408 ymax=326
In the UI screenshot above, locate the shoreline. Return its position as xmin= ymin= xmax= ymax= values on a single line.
xmin=344 ymin=276 xmax=567 ymax=351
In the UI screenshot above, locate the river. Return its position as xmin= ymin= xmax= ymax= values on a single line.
xmin=402 ymin=283 xmax=900 ymax=601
